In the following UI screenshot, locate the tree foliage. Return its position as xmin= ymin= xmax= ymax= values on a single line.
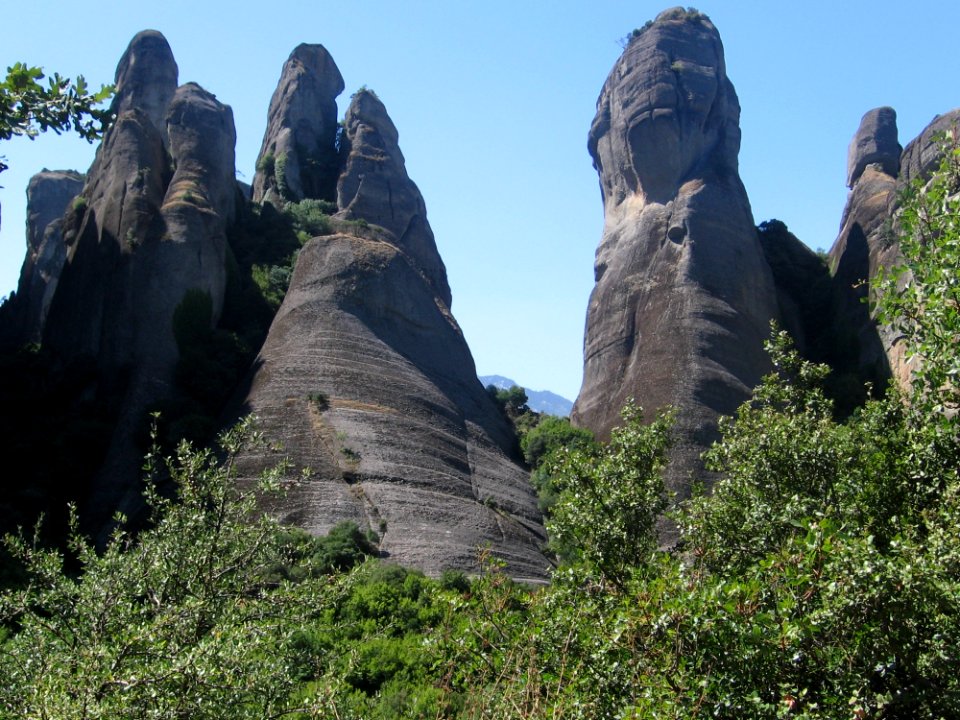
xmin=0 ymin=63 xmax=113 ymax=174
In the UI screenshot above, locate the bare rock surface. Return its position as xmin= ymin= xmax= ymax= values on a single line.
xmin=900 ymin=109 xmax=960 ymax=184
xmin=41 ymin=31 xmax=238 ymax=529
xmin=252 ymin=44 xmax=344 ymax=205
xmin=829 ymin=107 xmax=960 ymax=390
xmin=6 ymin=170 xmax=85 ymax=344
xmin=847 ymin=107 xmax=901 ymax=187
xmin=336 ymin=90 xmax=452 ymax=308
xmin=238 ymin=223 xmax=546 ymax=578
xmin=240 ymin=84 xmax=544 ymax=577
xmin=572 ymin=9 xmax=779 ymax=535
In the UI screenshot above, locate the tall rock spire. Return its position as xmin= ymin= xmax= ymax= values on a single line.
xmin=572 ymin=8 xmax=780 ymax=538
xmin=40 ymin=30 xmax=238 ymax=531
xmin=828 ymin=106 xmax=960 ymax=391
xmin=252 ymin=44 xmax=344 ymax=205
xmin=238 ymin=72 xmax=544 ymax=578
xmin=336 ymin=89 xmax=452 ymax=308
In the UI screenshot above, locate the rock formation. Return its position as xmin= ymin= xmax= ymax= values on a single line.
xmin=40 ymin=30 xmax=239 ymax=527
xmin=238 ymin=87 xmax=546 ymax=578
xmin=335 ymin=90 xmax=452 ymax=308
xmin=5 ymin=170 xmax=85 ymax=345
xmin=571 ymin=8 xmax=780 ymax=532
xmin=827 ymin=107 xmax=903 ymax=387
xmin=827 ymin=107 xmax=960 ymax=389
xmin=252 ymin=44 xmax=344 ymax=205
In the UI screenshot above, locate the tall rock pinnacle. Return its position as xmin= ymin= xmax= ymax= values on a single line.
xmin=1 ymin=170 xmax=84 ymax=345
xmin=572 ymin=8 xmax=779 ymax=534
xmin=252 ymin=44 xmax=344 ymax=205
xmin=239 ymin=79 xmax=544 ymax=577
xmin=336 ymin=89 xmax=452 ymax=308
xmin=40 ymin=31 xmax=238 ymax=530
xmin=828 ymin=106 xmax=960 ymax=390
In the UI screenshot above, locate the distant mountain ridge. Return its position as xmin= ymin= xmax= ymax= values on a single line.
xmin=480 ymin=375 xmax=574 ymax=417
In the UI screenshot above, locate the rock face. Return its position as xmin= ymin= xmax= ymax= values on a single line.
xmin=847 ymin=107 xmax=901 ymax=187
xmin=335 ymin=90 xmax=452 ymax=308
xmin=41 ymin=30 xmax=238 ymax=527
xmin=827 ymin=107 xmax=903 ymax=387
xmin=252 ymin=44 xmax=344 ymax=205
xmin=900 ymin=109 xmax=960 ymax=184
xmin=7 ymin=170 xmax=85 ymax=344
xmin=572 ymin=9 xmax=780 ymax=530
xmin=828 ymin=107 xmax=960 ymax=389
xmin=239 ymin=89 xmax=546 ymax=578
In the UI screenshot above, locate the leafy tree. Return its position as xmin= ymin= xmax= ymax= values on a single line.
xmin=877 ymin=131 xmax=960 ymax=419
xmin=0 ymin=419 xmax=333 ymax=718
xmin=546 ymin=402 xmax=672 ymax=584
xmin=0 ymin=62 xmax=113 ymax=175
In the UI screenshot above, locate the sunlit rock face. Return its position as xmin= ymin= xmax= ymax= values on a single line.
xmin=238 ymin=86 xmax=546 ymax=579
xmin=3 ymin=170 xmax=85 ymax=345
xmin=252 ymin=43 xmax=344 ymax=206
xmin=572 ymin=9 xmax=780 ymax=540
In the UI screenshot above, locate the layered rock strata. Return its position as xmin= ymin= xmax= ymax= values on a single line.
xmin=572 ymin=9 xmax=780 ymax=533
xmin=239 ymin=88 xmax=546 ymax=578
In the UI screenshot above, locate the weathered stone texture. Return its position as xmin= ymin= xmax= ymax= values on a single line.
xmin=572 ymin=9 xmax=780 ymax=537
xmin=252 ymin=44 xmax=344 ymax=205
xmin=239 ymin=225 xmax=547 ymax=579
xmin=8 ymin=171 xmax=85 ymax=344
xmin=336 ymin=90 xmax=452 ymax=308
xmin=40 ymin=31 xmax=238 ymax=529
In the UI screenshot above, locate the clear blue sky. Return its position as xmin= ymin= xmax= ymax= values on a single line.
xmin=2 ymin=1 xmax=958 ymax=401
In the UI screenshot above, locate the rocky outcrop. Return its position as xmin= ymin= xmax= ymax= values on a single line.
xmin=335 ymin=90 xmax=452 ymax=308
xmin=110 ymin=30 xmax=179 ymax=146
xmin=900 ymin=109 xmax=960 ymax=184
xmin=847 ymin=107 xmax=900 ymax=187
xmin=572 ymin=8 xmax=780 ymax=532
xmin=827 ymin=108 xmax=902 ymax=388
xmin=252 ymin=44 xmax=344 ymax=205
xmin=828 ymin=107 xmax=960 ymax=390
xmin=6 ymin=170 xmax=85 ymax=344
xmin=40 ymin=31 xmax=238 ymax=528
xmin=238 ymin=89 xmax=545 ymax=578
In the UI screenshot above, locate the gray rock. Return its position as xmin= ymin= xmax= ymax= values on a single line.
xmin=7 ymin=170 xmax=85 ymax=344
xmin=252 ymin=44 xmax=344 ymax=205
xmin=41 ymin=32 xmax=237 ymax=531
xmin=111 ymin=30 xmax=179 ymax=146
xmin=899 ymin=108 xmax=960 ymax=184
xmin=847 ymin=107 xmax=901 ymax=188
xmin=237 ymin=223 xmax=547 ymax=579
xmin=829 ymin=107 xmax=960 ymax=390
xmin=572 ymin=9 xmax=780 ymax=539
xmin=336 ymin=90 xmax=452 ymax=308
xmin=239 ymin=87 xmax=545 ymax=577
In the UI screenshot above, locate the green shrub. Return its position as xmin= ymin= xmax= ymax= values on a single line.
xmin=255 ymin=150 xmax=275 ymax=174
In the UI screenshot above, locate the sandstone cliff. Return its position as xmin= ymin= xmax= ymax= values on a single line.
xmin=572 ymin=8 xmax=780 ymax=529
xmin=251 ymin=44 xmax=344 ymax=206
xmin=238 ymin=85 xmax=546 ymax=578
